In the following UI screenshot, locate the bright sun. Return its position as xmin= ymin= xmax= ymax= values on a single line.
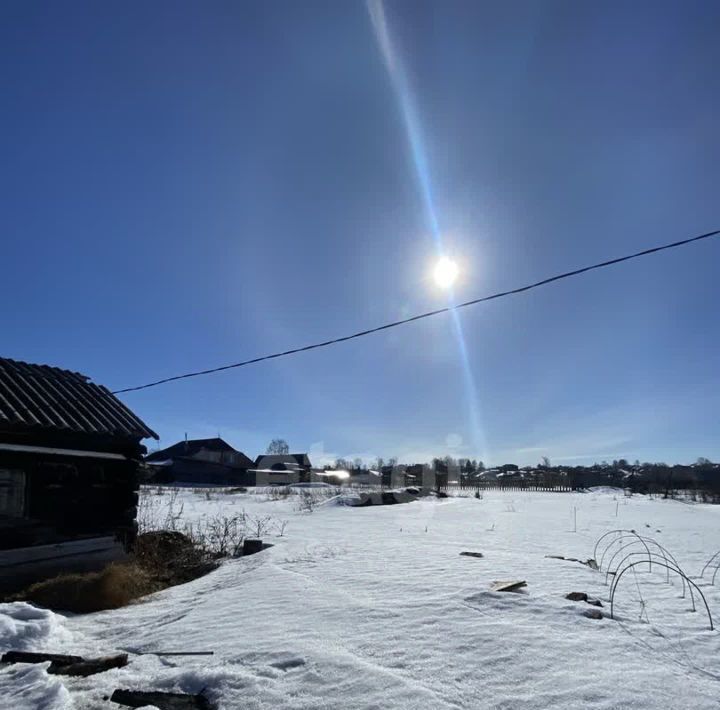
xmin=433 ymin=256 xmax=459 ymax=289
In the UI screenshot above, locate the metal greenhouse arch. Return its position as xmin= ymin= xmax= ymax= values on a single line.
xmin=609 ymin=560 xmax=713 ymax=631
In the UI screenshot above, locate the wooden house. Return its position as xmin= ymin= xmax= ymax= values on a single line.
xmin=254 ymin=453 xmax=312 ymax=471
xmin=380 ymin=464 xmax=419 ymax=488
xmin=248 ymin=453 xmax=312 ymax=486
xmin=145 ymin=437 xmax=254 ymax=486
xmin=0 ymin=357 xmax=157 ymax=592
xmin=348 ymin=469 xmax=381 ymax=486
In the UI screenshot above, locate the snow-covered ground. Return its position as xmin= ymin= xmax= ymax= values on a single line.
xmin=3 ymin=488 xmax=720 ymax=709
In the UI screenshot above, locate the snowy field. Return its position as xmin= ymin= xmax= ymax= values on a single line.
xmin=3 ymin=488 xmax=720 ymax=709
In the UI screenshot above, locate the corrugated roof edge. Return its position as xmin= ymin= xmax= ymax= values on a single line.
xmin=0 ymin=357 xmax=159 ymax=441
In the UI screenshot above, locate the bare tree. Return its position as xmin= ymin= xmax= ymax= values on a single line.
xmin=266 ymin=438 xmax=289 ymax=455
xmin=540 ymin=456 xmax=551 ymax=469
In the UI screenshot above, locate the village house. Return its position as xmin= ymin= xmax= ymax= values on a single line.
xmin=249 ymin=453 xmax=313 ymax=486
xmin=254 ymin=453 xmax=312 ymax=470
xmin=349 ymin=469 xmax=382 ymax=486
xmin=0 ymin=357 xmax=157 ymax=592
xmin=379 ymin=463 xmax=435 ymax=488
xmin=404 ymin=463 xmax=435 ymax=488
xmin=145 ymin=437 xmax=254 ymax=486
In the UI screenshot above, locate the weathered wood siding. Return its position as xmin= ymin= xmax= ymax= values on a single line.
xmin=0 ymin=536 xmax=127 ymax=593
xmin=0 ymin=449 xmax=139 ymax=551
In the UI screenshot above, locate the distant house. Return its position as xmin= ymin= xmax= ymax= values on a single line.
xmin=145 ymin=437 xmax=254 ymax=486
xmin=0 ymin=357 xmax=157 ymax=592
xmin=405 ymin=463 xmax=434 ymax=488
xmin=349 ymin=469 xmax=382 ymax=486
xmin=249 ymin=453 xmax=312 ymax=487
xmin=380 ymin=464 xmax=398 ymax=487
xmin=379 ymin=464 xmax=432 ymax=488
xmin=254 ymin=453 xmax=312 ymax=470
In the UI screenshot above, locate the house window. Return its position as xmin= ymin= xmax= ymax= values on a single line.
xmin=0 ymin=469 xmax=26 ymax=517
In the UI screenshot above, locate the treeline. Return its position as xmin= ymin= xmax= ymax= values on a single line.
xmin=570 ymin=458 xmax=720 ymax=501
xmin=328 ymin=455 xmax=720 ymax=501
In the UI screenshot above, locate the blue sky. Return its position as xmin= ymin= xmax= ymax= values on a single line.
xmin=2 ymin=0 xmax=719 ymax=466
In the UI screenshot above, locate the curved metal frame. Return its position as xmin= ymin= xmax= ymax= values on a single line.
xmin=610 ymin=560 xmax=713 ymax=631
xmin=712 ymin=563 xmax=720 ymax=587
xmin=608 ymin=552 xmax=694 ymax=610
xmin=604 ymin=536 xmax=690 ymax=598
xmin=595 ymin=530 xmax=653 ymax=572
xmin=637 ymin=539 xmax=686 ymax=581
xmin=605 ymin=539 xmax=666 ymax=584
xmin=605 ymin=536 xmax=668 ymax=584
xmin=700 ymin=550 xmax=720 ymax=579
xmin=593 ymin=529 xmax=629 ymax=566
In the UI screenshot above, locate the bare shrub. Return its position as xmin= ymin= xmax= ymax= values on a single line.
xmin=162 ymin=488 xmax=185 ymax=531
xmin=139 ymin=488 xmax=288 ymax=559
xmin=181 ymin=511 xmax=286 ymax=556
xmin=133 ymin=530 xmax=215 ymax=583
xmin=248 ymin=514 xmax=274 ymax=538
xmin=265 ymin=487 xmax=291 ymax=502
xmin=137 ymin=490 xmax=163 ymax=533
xmin=204 ymin=514 xmax=247 ymax=557
xmin=138 ymin=486 xmax=185 ymax=533
xmin=295 ymin=490 xmax=317 ymax=513
xmin=293 ymin=487 xmax=342 ymax=512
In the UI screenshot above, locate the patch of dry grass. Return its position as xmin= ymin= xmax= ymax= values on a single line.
xmin=17 ymin=562 xmax=157 ymax=613
xmin=12 ymin=532 xmax=217 ymax=614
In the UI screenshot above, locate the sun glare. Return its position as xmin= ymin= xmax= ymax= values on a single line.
xmin=433 ymin=256 xmax=459 ymax=289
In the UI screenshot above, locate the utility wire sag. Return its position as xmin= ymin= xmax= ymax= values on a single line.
xmin=113 ymin=228 xmax=720 ymax=394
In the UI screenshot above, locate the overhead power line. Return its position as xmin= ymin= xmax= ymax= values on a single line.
xmin=113 ymin=228 xmax=720 ymax=395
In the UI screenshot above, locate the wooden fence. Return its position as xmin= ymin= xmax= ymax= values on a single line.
xmin=439 ymin=477 xmax=574 ymax=493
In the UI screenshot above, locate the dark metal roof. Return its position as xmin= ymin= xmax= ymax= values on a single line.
xmin=146 ymin=437 xmax=235 ymax=460
xmin=146 ymin=438 xmax=253 ymax=467
xmin=0 ymin=358 xmax=158 ymax=440
xmin=255 ymin=453 xmax=312 ymax=468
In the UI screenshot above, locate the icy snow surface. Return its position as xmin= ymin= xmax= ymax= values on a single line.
xmin=2 ymin=488 xmax=720 ymax=708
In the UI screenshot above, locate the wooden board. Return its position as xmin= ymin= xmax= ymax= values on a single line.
xmin=2 ymin=651 xmax=83 ymax=665
xmin=50 ymin=653 xmax=128 ymax=676
xmin=490 ymin=580 xmax=527 ymax=593
xmin=110 ymin=689 xmax=213 ymax=709
xmin=2 ymin=650 xmax=128 ymax=677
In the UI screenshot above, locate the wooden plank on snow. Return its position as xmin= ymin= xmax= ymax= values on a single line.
xmin=490 ymin=580 xmax=527 ymax=592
